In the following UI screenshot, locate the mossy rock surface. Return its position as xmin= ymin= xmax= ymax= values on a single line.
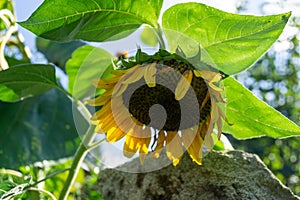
xmin=95 ymin=150 xmax=300 ymax=200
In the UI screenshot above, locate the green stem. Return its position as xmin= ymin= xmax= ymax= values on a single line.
xmin=58 ymin=125 xmax=95 ymax=200
xmin=28 ymin=168 xmax=71 ymax=188
xmin=156 ymin=25 xmax=166 ymax=50
xmin=58 ymin=98 xmax=98 ymax=199
xmin=88 ymin=138 xmax=106 ymax=150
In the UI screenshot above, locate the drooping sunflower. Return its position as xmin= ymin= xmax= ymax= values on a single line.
xmin=87 ymin=49 xmax=227 ymax=166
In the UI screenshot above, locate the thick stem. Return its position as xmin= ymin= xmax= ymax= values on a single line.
xmin=156 ymin=25 xmax=167 ymax=50
xmin=58 ymin=125 xmax=95 ymax=200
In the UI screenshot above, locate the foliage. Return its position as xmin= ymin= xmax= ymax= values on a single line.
xmin=162 ymin=3 xmax=290 ymax=75
xmin=0 ymin=0 xmax=299 ymax=199
xmin=223 ymin=2 xmax=300 ymax=195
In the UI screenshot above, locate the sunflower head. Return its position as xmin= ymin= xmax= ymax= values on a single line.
xmin=87 ymin=49 xmax=226 ymax=166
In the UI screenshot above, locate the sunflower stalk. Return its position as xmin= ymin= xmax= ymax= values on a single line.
xmin=156 ymin=25 xmax=166 ymax=50
xmin=58 ymin=125 xmax=95 ymax=200
xmin=58 ymin=99 xmax=101 ymax=200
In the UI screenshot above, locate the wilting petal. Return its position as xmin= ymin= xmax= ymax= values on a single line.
xmin=204 ymin=132 xmax=214 ymax=150
xmin=193 ymin=69 xmax=202 ymax=77
xmin=101 ymin=114 xmax=117 ymax=133
xmin=92 ymin=79 xmax=116 ymax=90
xmin=182 ymin=128 xmax=203 ymax=165
xmin=197 ymin=70 xmax=219 ymax=81
xmin=123 ymin=133 xmax=138 ymax=158
xmin=198 ymin=119 xmax=210 ymax=140
xmin=122 ymin=66 xmax=145 ymax=85
xmin=86 ymin=94 xmax=110 ymax=106
xmin=106 ymin=127 xmax=127 ymax=142
xmin=123 ymin=124 xmax=150 ymax=160
xmin=144 ymin=63 xmax=157 ymax=87
xmin=150 ymin=130 xmax=165 ymax=158
xmin=210 ymin=97 xmax=219 ymax=123
xmin=99 ymin=76 xmax=122 ymax=85
xmin=138 ymin=127 xmax=151 ymax=164
xmin=110 ymin=69 xmax=127 ymax=76
xmin=95 ymin=125 xmax=103 ymax=133
xmin=112 ymin=83 xmax=128 ymax=97
xmin=175 ymin=70 xmax=193 ymax=101
xmin=118 ymin=117 xmax=136 ymax=133
xmin=166 ymin=131 xmax=183 ymax=166
xmin=200 ymin=91 xmax=210 ymax=111
xmin=91 ymin=102 xmax=111 ymax=121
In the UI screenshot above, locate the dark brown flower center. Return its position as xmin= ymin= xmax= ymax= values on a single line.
xmin=122 ymin=59 xmax=211 ymax=131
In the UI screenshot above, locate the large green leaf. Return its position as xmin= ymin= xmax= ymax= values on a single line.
xmin=36 ymin=37 xmax=85 ymax=70
xmin=223 ymin=77 xmax=300 ymax=139
xmin=162 ymin=3 xmax=290 ymax=75
xmin=66 ymin=45 xmax=113 ymax=99
xmin=19 ymin=0 xmax=163 ymax=42
xmin=0 ymin=64 xmax=60 ymax=102
xmin=0 ymin=89 xmax=87 ymax=169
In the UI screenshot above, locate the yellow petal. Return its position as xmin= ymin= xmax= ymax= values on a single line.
xmin=94 ymin=125 xmax=104 ymax=134
xmin=101 ymin=114 xmax=117 ymax=132
xmin=92 ymin=79 xmax=116 ymax=90
xmin=200 ymin=91 xmax=210 ymax=111
xmin=166 ymin=131 xmax=183 ymax=166
xmin=123 ymin=134 xmax=138 ymax=158
xmin=110 ymin=69 xmax=127 ymax=76
xmin=91 ymin=103 xmax=111 ymax=121
xmin=198 ymin=118 xmax=210 ymax=139
xmin=123 ymin=124 xmax=149 ymax=158
xmin=106 ymin=127 xmax=126 ymax=142
xmin=204 ymin=133 xmax=214 ymax=150
xmin=210 ymin=97 xmax=219 ymax=123
xmin=193 ymin=69 xmax=202 ymax=77
xmin=150 ymin=130 xmax=165 ymax=158
xmin=117 ymin=117 xmax=135 ymax=133
xmin=138 ymin=127 xmax=151 ymax=164
xmin=86 ymin=95 xmax=110 ymax=106
xmin=144 ymin=63 xmax=157 ymax=87
xmin=112 ymin=83 xmax=128 ymax=96
xmin=122 ymin=66 xmax=145 ymax=85
xmin=175 ymin=70 xmax=193 ymax=100
xmin=197 ymin=70 xmax=219 ymax=81
xmin=181 ymin=128 xmax=203 ymax=165
xmin=99 ymin=76 xmax=121 ymax=84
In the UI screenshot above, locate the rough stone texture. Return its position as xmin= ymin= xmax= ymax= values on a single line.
xmin=95 ymin=150 xmax=300 ymax=200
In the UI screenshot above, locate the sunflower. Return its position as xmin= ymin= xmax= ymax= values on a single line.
xmin=87 ymin=50 xmax=226 ymax=166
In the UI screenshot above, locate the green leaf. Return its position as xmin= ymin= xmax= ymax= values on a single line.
xmin=66 ymin=45 xmax=113 ymax=99
xmin=36 ymin=37 xmax=85 ymax=70
xmin=0 ymin=64 xmax=60 ymax=102
xmin=0 ymin=89 xmax=86 ymax=169
xmin=19 ymin=0 xmax=163 ymax=42
xmin=0 ymin=85 xmax=19 ymax=102
xmin=5 ymin=56 xmax=28 ymax=67
xmin=140 ymin=25 xmax=159 ymax=47
xmin=223 ymin=77 xmax=300 ymax=139
xmin=162 ymin=3 xmax=290 ymax=75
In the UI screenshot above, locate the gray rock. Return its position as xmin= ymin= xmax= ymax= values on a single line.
xmin=96 ymin=150 xmax=300 ymax=200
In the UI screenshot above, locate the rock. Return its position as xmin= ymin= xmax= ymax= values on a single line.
xmin=95 ymin=150 xmax=300 ymax=200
